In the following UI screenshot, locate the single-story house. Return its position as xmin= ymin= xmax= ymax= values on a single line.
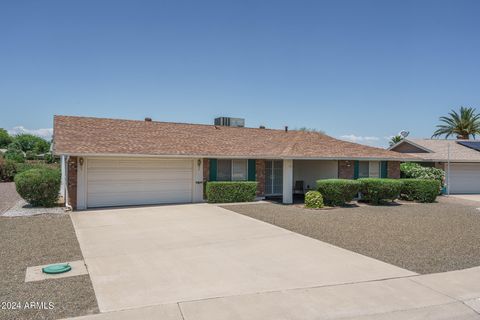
xmin=389 ymin=139 xmax=480 ymax=194
xmin=53 ymin=115 xmax=415 ymax=210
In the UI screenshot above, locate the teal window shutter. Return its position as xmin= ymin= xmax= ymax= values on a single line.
xmin=209 ymin=159 xmax=217 ymax=181
xmin=353 ymin=161 xmax=359 ymax=179
xmin=248 ymin=159 xmax=256 ymax=181
xmin=380 ymin=161 xmax=388 ymax=178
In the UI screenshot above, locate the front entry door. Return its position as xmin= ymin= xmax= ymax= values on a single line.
xmin=265 ymin=160 xmax=283 ymax=195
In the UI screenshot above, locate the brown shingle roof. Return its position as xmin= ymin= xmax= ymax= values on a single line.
xmin=392 ymin=139 xmax=480 ymax=162
xmin=53 ymin=115 xmax=416 ymax=160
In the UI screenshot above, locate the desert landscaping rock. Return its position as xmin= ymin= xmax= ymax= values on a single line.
xmin=222 ymin=196 xmax=480 ymax=274
xmin=0 ymin=214 xmax=98 ymax=320
xmin=3 ymin=199 xmax=66 ymax=217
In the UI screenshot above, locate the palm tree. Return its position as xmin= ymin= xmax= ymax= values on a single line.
xmin=389 ymin=135 xmax=403 ymax=146
xmin=432 ymin=107 xmax=480 ymax=139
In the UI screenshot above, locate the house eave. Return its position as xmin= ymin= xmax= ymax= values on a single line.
xmin=53 ymin=151 xmax=416 ymax=162
xmin=388 ymin=139 xmax=435 ymax=153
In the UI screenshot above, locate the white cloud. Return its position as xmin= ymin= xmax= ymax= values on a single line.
xmin=339 ymin=134 xmax=380 ymax=143
xmin=8 ymin=126 xmax=53 ymax=139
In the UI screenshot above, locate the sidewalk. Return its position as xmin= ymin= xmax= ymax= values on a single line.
xmin=66 ymin=265 xmax=480 ymax=320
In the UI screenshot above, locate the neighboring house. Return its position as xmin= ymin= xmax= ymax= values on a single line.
xmin=389 ymin=139 xmax=480 ymax=194
xmin=53 ymin=115 xmax=414 ymax=210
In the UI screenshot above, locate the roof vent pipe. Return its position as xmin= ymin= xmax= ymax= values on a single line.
xmin=145 ymin=117 xmax=152 ymax=122
xmin=285 ymin=126 xmax=288 ymax=132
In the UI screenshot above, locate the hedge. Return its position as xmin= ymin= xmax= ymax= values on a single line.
xmin=400 ymin=162 xmax=444 ymax=187
xmin=0 ymin=158 xmax=17 ymax=182
xmin=14 ymin=168 xmax=61 ymax=207
xmin=358 ymin=178 xmax=403 ymax=204
xmin=316 ymin=179 xmax=362 ymax=206
xmin=0 ymin=160 xmax=59 ymax=182
xmin=304 ymin=190 xmax=324 ymax=208
xmin=206 ymin=181 xmax=257 ymax=203
xmin=400 ymin=179 xmax=440 ymax=203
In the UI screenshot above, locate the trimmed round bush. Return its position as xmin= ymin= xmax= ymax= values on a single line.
xmin=206 ymin=181 xmax=257 ymax=203
xmin=304 ymin=191 xmax=324 ymax=208
xmin=359 ymin=178 xmax=402 ymax=204
xmin=14 ymin=168 xmax=61 ymax=207
xmin=316 ymin=179 xmax=362 ymax=206
xmin=400 ymin=179 xmax=440 ymax=203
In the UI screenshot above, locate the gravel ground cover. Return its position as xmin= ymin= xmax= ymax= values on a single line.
xmin=222 ymin=197 xmax=480 ymax=274
xmin=0 ymin=182 xmax=22 ymax=214
xmin=0 ymin=214 xmax=99 ymax=320
xmin=3 ymin=199 xmax=65 ymax=217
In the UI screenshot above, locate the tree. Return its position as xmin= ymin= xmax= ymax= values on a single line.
xmin=389 ymin=135 xmax=403 ymax=146
xmin=0 ymin=128 xmax=12 ymax=148
xmin=12 ymin=134 xmax=50 ymax=153
xmin=432 ymin=107 xmax=480 ymax=139
xmin=297 ymin=127 xmax=326 ymax=134
xmin=4 ymin=142 xmax=25 ymax=163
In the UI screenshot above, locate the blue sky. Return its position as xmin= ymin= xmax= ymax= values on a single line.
xmin=1 ymin=0 xmax=479 ymax=147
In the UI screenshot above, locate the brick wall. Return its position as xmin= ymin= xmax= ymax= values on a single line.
xmin=338 ymin=160 xmax=354 ymax=179
xmin=434 ymin=162 xmax=445 ymax=170
xmin=202 ymin=159 xmax=209 ymax=199
xmin=203 ymin=159 xmax=209 ymax=182
xmin=67 ymin=156 xmax=78 ymax=210
xmin=255 ymin=159 xmax=266 ymax=196
xmin=387 ymin=161 xmax=401 ymax=179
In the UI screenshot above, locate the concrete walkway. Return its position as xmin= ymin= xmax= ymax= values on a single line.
xmin=69 ymin=203 xmax=480 ymax=319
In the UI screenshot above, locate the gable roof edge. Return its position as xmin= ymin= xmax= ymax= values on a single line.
xmin=388 ymin=139 xmax=434 ymax=153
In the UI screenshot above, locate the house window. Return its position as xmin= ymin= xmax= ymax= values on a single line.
xmin=358 ymin=161 xmax=369 ymax=178
xmin=232 ymin=159 xmax=248 ymax=181
xmin=217 ymin=159 xmax=248 ymax=181
xmin=217 ymin=159 xmax=232 ymax=181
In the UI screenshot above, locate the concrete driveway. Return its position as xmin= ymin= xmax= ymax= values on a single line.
xmin=70 ymin=204 xmax=480 ymax=319
xmin=450 ymin=194 xmax=480 ymax=202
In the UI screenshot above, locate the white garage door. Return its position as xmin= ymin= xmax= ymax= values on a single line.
xmin=86 ymin=158 xmax=193 ymax=208
xmin=449 ymin=163 xmax=480 ymax=194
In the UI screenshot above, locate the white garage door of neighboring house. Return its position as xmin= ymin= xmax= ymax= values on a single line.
xmin=86 ymin=158 xmax=194 ymax=208
xmin=449 ymin=163 xmax=480 ymax=194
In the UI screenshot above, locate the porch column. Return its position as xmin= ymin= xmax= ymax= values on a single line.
xmin=282 ymin=159 xmax=293 ymax=204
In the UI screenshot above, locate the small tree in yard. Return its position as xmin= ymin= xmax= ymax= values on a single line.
xmin=0 ymin=128 xmax=12 ymax=148
xmin=13 ymin=134 xmax=50 ymax=153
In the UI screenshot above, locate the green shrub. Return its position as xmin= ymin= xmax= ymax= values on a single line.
xmin=44 ymin=153 xmax=58 ymax=164
xmin=316 ymin=179 xmax=362 ymax=206
xmin=206 ymin=181 xmax=257 ymax=203
xmin=15 ymin=161 xmax=58 ymax=174
xmin=401 ymin=162 xmax=444 ymax=187
xmin=358 ymin=178 xmax=403 ymax=204
xmin=25 ymin=150 xmax=36 ymax=160
xmin=12 ymin=134 xmax=50 ymax=153
xmin=400 ymin=179 xmax=440 ymax=203
xmin=304 ymin=191 xmax=324 ymax=208
xmin=4 ymin=149 xmax=25 ymax=163
xmin=0 ymin=128 xmax=12 ymax=148
xmin=14 ymin=168 xmax=61 ymax=207
xmin=0 ymin=158 xmax=17 ymax=182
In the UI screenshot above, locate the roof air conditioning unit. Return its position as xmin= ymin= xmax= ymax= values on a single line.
xmin=214 ymin=117 xmax=245 ymax=127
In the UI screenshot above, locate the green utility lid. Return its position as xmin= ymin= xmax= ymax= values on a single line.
xmin=42 ymin=263 xmax=71 ymax=274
